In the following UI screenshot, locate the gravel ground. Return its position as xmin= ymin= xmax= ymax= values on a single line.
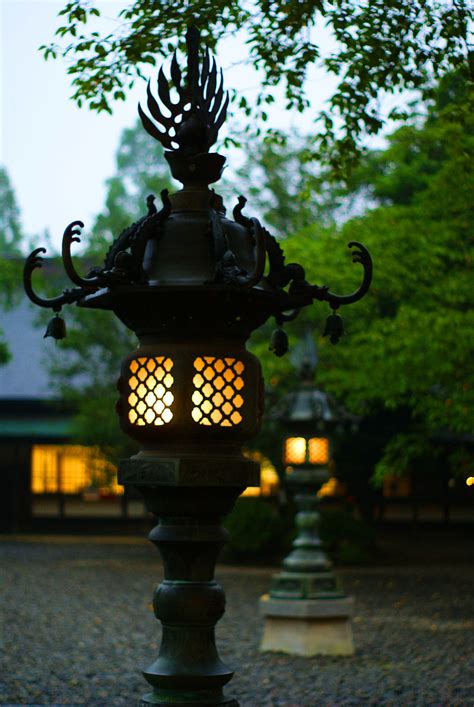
xmin=1 ymin=537 xmax=474 ymax=706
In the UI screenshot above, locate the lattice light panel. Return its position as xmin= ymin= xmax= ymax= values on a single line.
xmin=128 ymin=356 xmax=174 ymax=426
xmin=192 ymin=357 xmax=245 ymax=427
xmin=308 ymin=437 xmax=329 ymax=464
xmin=284 ymin=436 xmax=329 ymax=465
xmin=284 ymin=437 xmax=306 ymax=465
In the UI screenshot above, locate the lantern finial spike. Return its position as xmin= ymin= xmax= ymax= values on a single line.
xmin=186 ymin=25 xmax=200 ymax=105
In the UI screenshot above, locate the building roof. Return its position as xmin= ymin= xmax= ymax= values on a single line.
xmin=0 ymin=296 xmax=58 ymax=400
xmin=0 ymin=416 xmax=73 ymax=439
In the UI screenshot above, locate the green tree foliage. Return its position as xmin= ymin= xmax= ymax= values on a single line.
xmin=41 ymin=0 xmax=472 ymax=173
xmin=270 ymin=73 xmax=474 ymax=482
xmin=0 ymin=167 xmax=25 ymax=363
xmin=0 ymin=167 xmax=23 ymax=256
xmin=224 ymin=134 xmax=340 ymax=233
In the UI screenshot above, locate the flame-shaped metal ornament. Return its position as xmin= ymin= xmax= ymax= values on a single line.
xmin=138 ymin=26 xmax=229 ymax=155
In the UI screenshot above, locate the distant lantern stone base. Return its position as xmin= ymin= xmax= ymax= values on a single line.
xmin=259 ymin=595 xmax=354 ymax=656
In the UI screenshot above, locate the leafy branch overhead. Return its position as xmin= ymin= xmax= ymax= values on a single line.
xmin=40 ymin=0 xmax=472 ymax=174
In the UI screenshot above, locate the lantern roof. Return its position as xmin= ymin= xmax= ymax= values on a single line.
xmin=281 ymin=341 xmax=354 ymax=432
xmin=285 ymin=386 xmax=336 ymax=425
xmin=23 ymin=26 xmax=372 ymax=351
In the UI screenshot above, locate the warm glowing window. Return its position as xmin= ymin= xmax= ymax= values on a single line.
xmin=128 ymin=356 xmax=174 ymax=426
xmin=308 ymin=437 xmax=329 ymax=464
xmin=191 ymin=357 xmax=244 ymax=427
xmin=31 ymin=445 xmax=122 ymax=495
xmin=284 ymin=437 xmax=307 ymax=465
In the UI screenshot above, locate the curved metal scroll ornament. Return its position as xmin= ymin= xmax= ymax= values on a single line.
xmin=23 ymin=247 xmax=85 ymax=309
xmin=62 ymin=220 xmax=101 ymax=289
xmin=314 ymin=241 xmax=372 ymax=345
xmin=310 ymin=241 xmax=373 ymax=308
xmin=138 ymin=26 xmax=229 ymax=154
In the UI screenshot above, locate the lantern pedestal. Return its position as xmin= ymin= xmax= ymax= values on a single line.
xmin=260 ymin=595 xmax=354 ymax=656
xmin=119 ymin=453 xmax=259 ymax=707
xmin=260 ymin=467 xmax=354 ymax=656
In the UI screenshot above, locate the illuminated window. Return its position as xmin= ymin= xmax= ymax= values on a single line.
xmin=32 ymin=446 xmax=62 ymax=493
xmin=308 ymin=437 xmax=329 ymax=465
xmin=128 ymin=356 xmax=174 ymax=426
xmin=192 ymin=357 xmax=244 ymax=427
xmin=31 ymin=445 xmax=122 ymax=495
xmin=284 ymin=437 xmax=307 ymax=465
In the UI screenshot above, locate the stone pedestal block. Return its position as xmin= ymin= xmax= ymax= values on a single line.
xmin=259 ymin=594 xmax=354 ymax=656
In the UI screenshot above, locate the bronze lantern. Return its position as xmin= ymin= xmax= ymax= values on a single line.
xmin=23 ymin=27 xmax=371 ymax=707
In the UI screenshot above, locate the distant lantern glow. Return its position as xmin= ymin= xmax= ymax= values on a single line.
xmin=128 ymin=356 xmax=174 ymax=426
xmin=308 ymin=437 xmax=329 ymax=465
xmin=284 ymin=437 xmax=307 ymax=465
xmin=466 ymin=477 xmax=474 ymax=487
xmin=318 ymin=476 xmax=345 ymax=498
xmin=192 ymin=357 xmax=244 ymax=426
xmin=241 ymin=451 xmax=280 ymax=497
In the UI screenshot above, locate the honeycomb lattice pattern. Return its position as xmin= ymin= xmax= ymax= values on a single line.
xmin=308 ymin=437 xmax=329 ymax=464
xmin=128 ymin=357 xmax=174 ymax=426
xmin=192 ymin=357 xmax=244 ymax=427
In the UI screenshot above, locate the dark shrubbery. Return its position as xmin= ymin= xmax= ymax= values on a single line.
xmin=320 ymin=508 xmax=376 ymax=565
xmin=223 ymin=497 xmax=286 ymax=563
xmin=223 ymin=497 xmax=376 ymax=565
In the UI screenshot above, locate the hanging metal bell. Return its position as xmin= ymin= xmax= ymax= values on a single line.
xmin=44 ymin=314 xmax=67 ymax=340
xmin=323 ymin=311 xmax=345 ymax=345
xmin=269 ymin=327 xmax=289 ymax=357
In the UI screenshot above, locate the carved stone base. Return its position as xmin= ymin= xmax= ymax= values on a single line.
xmin=269 ymin=570 xmax=344 ymax=600
xmin=259 ymin=594 xmax=355 ymax=656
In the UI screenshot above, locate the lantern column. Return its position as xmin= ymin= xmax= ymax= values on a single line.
xmin=119 ymin=454 xmax=258 ymax=707
xmin=260 ymin=359 xmax=355 ymax=656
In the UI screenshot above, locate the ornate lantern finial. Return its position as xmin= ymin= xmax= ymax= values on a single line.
xmin=138 ymin=26 xmax=229 ymax=156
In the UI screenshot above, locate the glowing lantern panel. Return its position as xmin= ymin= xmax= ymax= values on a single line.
xmin=192 ymin=357 xmax=245 ymax=427
xmin=128 ymin=356 xmax=174 ymax=426
xmin=308 ymin=437 xmax=329 ymax=465
xmin=284 ymin=437 xmax=307 ymax=465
